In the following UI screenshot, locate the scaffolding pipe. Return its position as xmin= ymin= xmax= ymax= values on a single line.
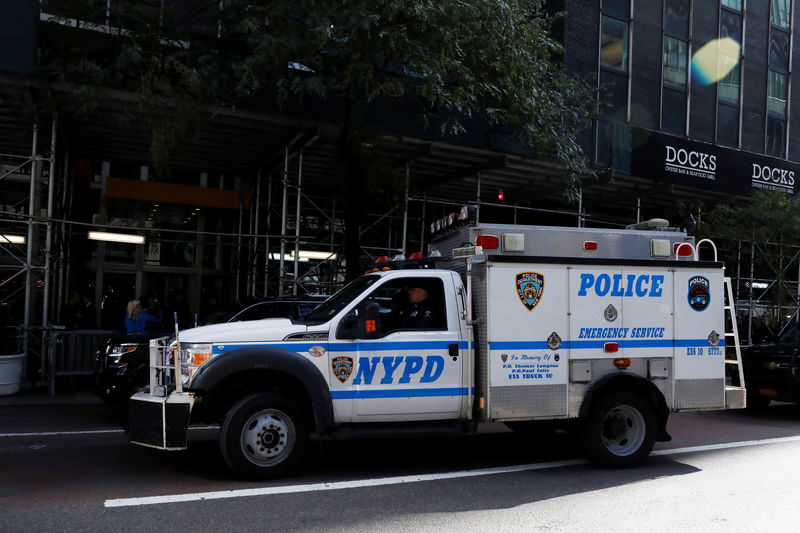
xmin=23 ymin=123 xmax=38 ymax=381
xmin=292 ymin=150 xmax=304 ymax=295
xmin=748 ymin=236 xmax=754 ymax=343
xmin=265 ymin=171 xmax=273 ymax=295
xmin=476 ymin=172 xmax=481 ymax=224
xmin=251 ymin=169 xmax=262 ymax=297
xmin=56 ymin=145 xmax=69 ymax=323
xmin=279 ymin=146 xmax=289 ymax=297
xmin=235 ymin=188 xmax=243 ymax=301
xmin=402 ymin=163 xmax=410 ymax=254
xmin=419 ymin=193 xmax=426 ymax=253
xmin=42 ymin=114 xmax=57 ymax=338
xmin=577 ymin=188 xmax=583 ymax=228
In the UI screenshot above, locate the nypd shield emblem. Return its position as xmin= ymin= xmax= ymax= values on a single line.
xmin=516 ymin=272 xmax=544 ymax=311
xmin=688 ymin=276 xmax=710 ymax=311
xmin=332 ymin=356 xmax=354 ymax=383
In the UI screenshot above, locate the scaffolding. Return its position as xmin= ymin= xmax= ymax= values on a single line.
xmin=724 ymin=239 xmax=800 ymax=345
xmin=0 ymin=115 xmax=60 ymax=383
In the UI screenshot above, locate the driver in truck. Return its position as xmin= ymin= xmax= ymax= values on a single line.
xmin=398 ymin=285 xmax=436 ymax=329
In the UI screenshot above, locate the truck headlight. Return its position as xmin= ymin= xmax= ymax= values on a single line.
xmin=179 ymin=343 xmax=213 ymax=384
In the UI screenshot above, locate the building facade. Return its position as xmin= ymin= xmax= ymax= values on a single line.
xmin=562 ymin=0 xmax=800 ymax=198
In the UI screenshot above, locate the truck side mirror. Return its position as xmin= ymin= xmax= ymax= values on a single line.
xmin=336 ymin=312 xmax=358 ymax=339
xmin=357 ymin=301 xmax=381 ymax=339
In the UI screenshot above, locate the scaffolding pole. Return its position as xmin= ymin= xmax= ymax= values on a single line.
xmin=293 ymin=149 xmax=303 ymax=295
xmin=22 ymin=124 xmax=38 ymax=381
xmin=39 ymin=114 xmax=57 ymax=376
xmin=279 ymin=146 xmax=289 ymax=297
xmin=402 ymin=163 xmax=410 ymax=254
xmin=264 ymin=171 xmax=273 ymax=295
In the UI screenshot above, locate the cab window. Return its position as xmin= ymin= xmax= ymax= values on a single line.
xmin=360 ymin=277 xmax=446 ymax=335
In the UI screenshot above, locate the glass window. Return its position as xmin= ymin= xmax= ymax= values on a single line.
xmin=358 ymin=278 xmax=446 ymax=334
xmin=602 ymin=0 xmax=630 ymax=19
xmin=665 ymin=0 xmax=690 ymax=38
xmin=664 ymin=36 xmax=688 ymax=87
xmin=768 ymin=70 xmax=788 ymax=117
xmin=599 ymin=70 xmax=628 ymax=119
xmin=662 ymin=88 xmax=687 ymax=136
xmin=770 ymin=30 xmax=791 ymax=71
xmin=601 ymin=16 xmax=628 ymax=71
xmin=716 ymin=104 xmax=739 ymax=147
xmin=771 ymin=0 xmax=791 ymax=28
xmin=596 ymin=120 xmax=612 ymax=165
xmin=766 ymin=116 xmax=786 ymax=157
xmin=720 ymin=10 xmax=743 ymax=43
xmin=722 ymin=0 xmax=742 ymax=10
xmin=718 ymin=62 xmax=740 ymax=103
xmin=234 ymin=302 xmax=295 ymax=321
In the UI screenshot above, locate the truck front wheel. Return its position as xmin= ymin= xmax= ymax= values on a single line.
xmin=580 ymin=391 xmax=655 ymax=468
xmin=219 ymin=392 xmax=308 ymax=479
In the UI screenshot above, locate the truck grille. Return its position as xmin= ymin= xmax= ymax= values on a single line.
xmin=148 ymin=336 xmax=177 ymax=396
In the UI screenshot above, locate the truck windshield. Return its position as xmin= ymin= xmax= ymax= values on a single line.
xmin=301 ymin=275 xmax=381 ymax=324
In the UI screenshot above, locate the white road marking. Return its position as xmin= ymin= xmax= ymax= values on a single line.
xmin=104 ymin=434 xmax=800 ymax=508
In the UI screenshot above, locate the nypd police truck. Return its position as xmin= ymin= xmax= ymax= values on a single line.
xmin=128 ymin=211 xmax=745 ymax=479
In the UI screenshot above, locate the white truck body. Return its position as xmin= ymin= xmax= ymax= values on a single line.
xmin=129 ymin=221 xmax=744 ymax=478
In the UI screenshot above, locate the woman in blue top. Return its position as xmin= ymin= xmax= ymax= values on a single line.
xmin=124 ymin=299 xmax=162 ymax=333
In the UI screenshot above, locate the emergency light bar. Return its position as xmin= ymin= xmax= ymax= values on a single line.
xmin=430 ymin=205 xmax=477 ymax=236
xmin=363 ymin=251 xmax=439 ymax=273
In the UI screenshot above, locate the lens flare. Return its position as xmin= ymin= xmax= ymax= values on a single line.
xmin=690 ymin=37 xmax=740 ymax=85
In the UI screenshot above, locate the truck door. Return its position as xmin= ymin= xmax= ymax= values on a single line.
xmin=333 ymin=275 xmax=464 ymax=421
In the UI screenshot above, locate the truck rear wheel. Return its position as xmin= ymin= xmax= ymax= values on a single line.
xmin=580 ymin=391 xmax=655 ymax=468
xmin=219 ymin=392 xmax=308 ymax=479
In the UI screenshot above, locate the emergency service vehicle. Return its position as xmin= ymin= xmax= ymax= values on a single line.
xmin=128 ymin=208 xmax=745 ymax=479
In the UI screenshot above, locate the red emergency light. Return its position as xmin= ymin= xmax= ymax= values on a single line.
xmin=584 ymin=241 xmax=598 ymax=251
xmin=476 ymin=235 xmax=499 ymax=250
xmin=674 ymin=242 xmax=694 ymax=257
xmin=604 ymin=342 xmax=619 ymax=353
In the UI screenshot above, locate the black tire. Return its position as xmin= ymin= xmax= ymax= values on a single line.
xmin=580 ymin=391 xmax=656 ymax=468
xmin=219 ymin=392 xmax=308 ymax=480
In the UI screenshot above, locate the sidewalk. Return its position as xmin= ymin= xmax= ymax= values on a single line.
xmin=0 ymin=383 xmax=103 ymax=407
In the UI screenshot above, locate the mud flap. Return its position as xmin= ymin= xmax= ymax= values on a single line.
xmin=129 ymin=391 xmax=194 ymax=450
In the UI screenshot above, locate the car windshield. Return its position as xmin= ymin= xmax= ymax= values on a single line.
xmin=778 ymin=325 xmax=800 ymax=343
xmin=300 ymin=275 xmax=381 ymax=324
xmin=197 ymin=302 xmax=247 ymax=326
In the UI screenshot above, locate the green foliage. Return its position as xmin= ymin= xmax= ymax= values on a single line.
xmin=38 ymin=0 xmax=594 ymax=190
xmin=229 ymin=0 xmax=594 ymax=195
xmin=699 ymin=189 xmax=800 ymax=246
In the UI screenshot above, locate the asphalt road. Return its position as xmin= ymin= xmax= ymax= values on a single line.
xmin=3 ymin=402 xmax=800 ymax=532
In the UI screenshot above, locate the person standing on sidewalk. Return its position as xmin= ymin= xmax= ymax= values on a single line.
xmin=124 ymin=299 xmax=161 ymax=334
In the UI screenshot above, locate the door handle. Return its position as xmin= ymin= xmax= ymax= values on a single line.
xmin=449 ymin=343 xmax=459 ymax=361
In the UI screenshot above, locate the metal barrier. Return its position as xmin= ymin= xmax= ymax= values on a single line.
xmin=47 ymin=329 xmax=117 ymax=395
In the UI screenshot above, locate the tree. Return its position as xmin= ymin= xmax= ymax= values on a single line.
xmin=700 ymin=189 xmax=800 ymax=337
xmin=38 ymin=0 xmax=595 ymax=279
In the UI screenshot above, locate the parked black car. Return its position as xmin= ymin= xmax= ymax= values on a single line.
xmin=95 ymin=295 xmax=327 ymax=401
xmin=742 ymin=325 xmax=800 ymax=408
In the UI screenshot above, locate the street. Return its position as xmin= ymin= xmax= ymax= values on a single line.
xmin=2 ymin=401 xmax=800 ymax=532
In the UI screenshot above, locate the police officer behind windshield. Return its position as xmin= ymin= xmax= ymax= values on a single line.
xmin=398 ymin=285 xmax=436 ymax=328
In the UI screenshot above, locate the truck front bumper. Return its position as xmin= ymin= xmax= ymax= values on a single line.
xmin=129 ymin=391 xmax=195 ymax=450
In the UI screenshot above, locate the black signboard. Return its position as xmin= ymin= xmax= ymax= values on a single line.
xmin=630 ymin=128 xmax=799 ymax=196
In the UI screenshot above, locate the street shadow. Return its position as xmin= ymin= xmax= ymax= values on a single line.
xmin=135 ymin=426 xmax=702 ymax=514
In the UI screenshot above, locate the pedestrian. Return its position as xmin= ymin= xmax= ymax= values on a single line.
xmin=124 ymin=299 xmax=162 ymax=334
